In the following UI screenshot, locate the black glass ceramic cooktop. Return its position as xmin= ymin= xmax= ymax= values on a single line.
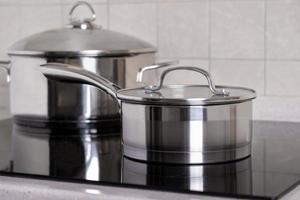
xmin=0 ymin=119 xmax=299 ymax=200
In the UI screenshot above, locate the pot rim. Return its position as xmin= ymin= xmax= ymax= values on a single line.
xmin=117 ymin=85 xmax=256 ymax=106
xmin=7 ymin=48 xmax=156 ymax=58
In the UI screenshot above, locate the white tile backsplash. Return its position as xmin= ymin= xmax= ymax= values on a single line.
xmin=254 ymin=96 xmax=300 ymax=122
xmin=20 ymin=5 xmax=62 ymax=37
xmin=0 ymin=0 xmax=19 ymax=5
xmin=109 ymin=0 xmax=155 ymax=3
xmin=211 ymin=0 xmax=265 ymax=59
xmin=210 ymin=60 xmax=265 ymax=94
xmin=157 ymin=58 xmax=209 ymax=85
xmin=158 ymin=1 xmax=209 ymax=58
xmin=109 ymin=3 xmax=156 ymax=45
xmin=1 ymin=0 xmax=300 ymax=122
xmin=62 ymin=0 xmax=107 ymax=4
xmin=0 ymin=6 xmax=20 ymax=58
xmin=266 ymin=1 xmax=300 ymax=59
xmin=20 ymin=0 xmax=61 ymax=5
xmin=266 ymin=61 xmax=300 ymax=96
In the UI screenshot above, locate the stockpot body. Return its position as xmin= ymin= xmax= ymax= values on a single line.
xmin=121 ymin=100 xmax=252 ymax=164
xmin=9 ymin=54 xmax=155 ymax=124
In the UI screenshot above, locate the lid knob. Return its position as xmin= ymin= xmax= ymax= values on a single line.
xmin=68 ymin=1 xmax=99 ymax=30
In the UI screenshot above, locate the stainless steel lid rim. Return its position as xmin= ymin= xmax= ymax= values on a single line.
xmin=117 ymin=85 xmax=256 ymax=106
xmin=120 ymin=97 xmax=255 ymax=106
xmin=8 ymin=48 xmax=157 ymax=57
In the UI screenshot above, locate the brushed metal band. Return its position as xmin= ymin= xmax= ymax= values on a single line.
xmin=123 ymin=143 xmax=251 ymax=164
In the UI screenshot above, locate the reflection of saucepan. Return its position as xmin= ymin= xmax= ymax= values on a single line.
xmin=11 ymin=124 xmax=121 ymax=182
xmin=122 ymin=157 xmax=253 ymax=195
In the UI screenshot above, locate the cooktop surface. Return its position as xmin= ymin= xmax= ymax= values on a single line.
xmin=0 ymin=119 xmax=299 ymax=200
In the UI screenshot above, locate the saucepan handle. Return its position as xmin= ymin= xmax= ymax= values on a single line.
xmin=38 ymin=63 xmax=121 ymax=105
xmin=136 ymin=60 xmax=178 ymax=83
xmin=0 ymin=60 xmax=11 ymax=82
xmin=143 ymin=66 xmax=229 ymax=96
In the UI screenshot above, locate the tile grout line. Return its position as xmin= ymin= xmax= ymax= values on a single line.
xmin=17 ymin=0 xmax=21 ymax=39
xmin=19 ymin=3 xmax=64 ymax=7
xmin=264 ymin=0 xmax=268 ymax=96
xmin=158 ymin=57 xmax=300 ymax=62
xmin=107 ymin=0 xmax=110 ymax=29
xmin=60 ymin=0 xmax=64 ymax=28
xmin=156 ymin=0 xmax=159 ymax=59
xmin=109 ymin=0 xmax=199 ymax=5
xmin=208 ymin=0 xmax=212 ymax=73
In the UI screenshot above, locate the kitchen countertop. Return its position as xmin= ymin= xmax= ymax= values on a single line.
xmin=0 ymin=175 xmax=242 ymax=200
xmin=0 ymin=171 xmax=299 ymax=200
xmin=0 ymin=116 xmax=300 ymax=199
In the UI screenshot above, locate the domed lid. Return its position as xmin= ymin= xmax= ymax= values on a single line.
xmin=8 ymin=1 xmax=156 ymax=57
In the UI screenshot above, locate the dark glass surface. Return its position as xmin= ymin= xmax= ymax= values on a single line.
xmin=0 ymin=119 xmax=299 ymax=200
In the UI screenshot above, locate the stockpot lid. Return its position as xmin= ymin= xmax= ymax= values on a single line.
xmin=8 ymin=1 xmax=156 ymax=57
xmin=117 ymin=66 xmax=256 ymax=106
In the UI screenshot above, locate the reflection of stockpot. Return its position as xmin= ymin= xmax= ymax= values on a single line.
xmin=0 ymin=1 xmax=156 ymax=126
xmin=38 ymin=62 xmax=256 ymax=164
xmin=0 ymin=120 xmax=12 ymax=171
xmin=11 ymin=124 xmax=121 ymax=181
xmin=122 ymin=157 xmax=253 ymax=194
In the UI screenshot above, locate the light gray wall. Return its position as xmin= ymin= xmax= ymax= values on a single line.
xmin=0 ymin=0 xmax=299 ymax=121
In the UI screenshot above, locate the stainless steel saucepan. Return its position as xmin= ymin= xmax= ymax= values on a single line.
xmin=37 ymin=62 xmax=256 ymax=164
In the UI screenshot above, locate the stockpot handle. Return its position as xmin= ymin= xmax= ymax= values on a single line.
xmin=0 ymin=60 xmax=11 ymax=82
xmin=69 ymin=1 xmax=96 ymax=23
xmin=38 ymin=63 xmax=121 ymax=105
xmin=144 ymin=66 xmax=230 ymax=96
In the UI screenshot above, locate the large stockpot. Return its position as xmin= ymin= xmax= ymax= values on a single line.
xmin=0 ymin=1 xmax=156 ymax=126
xmin=38 ymin=63 xmax=256 ymax=164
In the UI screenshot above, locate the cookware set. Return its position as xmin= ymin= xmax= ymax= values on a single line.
xmin=0 ymin=1 xmax=256 ymax=164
